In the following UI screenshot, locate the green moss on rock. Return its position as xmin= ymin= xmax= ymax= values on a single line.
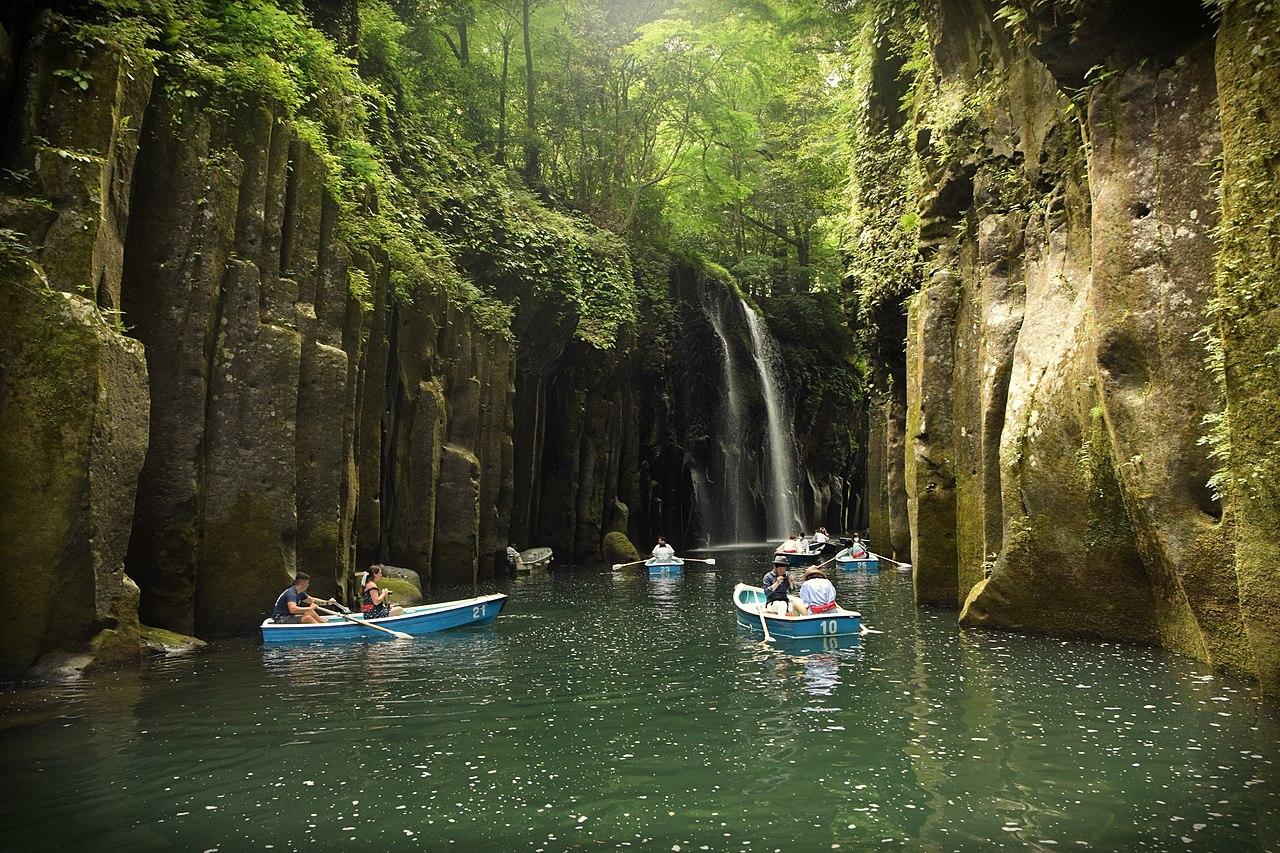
xmin=602 ymin=531 xmax=641 ymax=564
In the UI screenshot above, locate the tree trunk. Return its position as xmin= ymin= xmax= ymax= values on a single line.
xmin=458 ymin=19 xmax=470 ymax=65
xmin=521 ymin=0 xmax=540 ymax=183
xmin=497 ymin=33 xmax=511 ymax=164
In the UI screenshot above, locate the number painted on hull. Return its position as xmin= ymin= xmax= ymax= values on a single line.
xmin=820 ymin=620 xmax=839 ymax=635
xmin=472 ymin=604 xmax=486 ymax=618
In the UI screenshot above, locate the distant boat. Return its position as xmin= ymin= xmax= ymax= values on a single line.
xmin=779 ymin=549 xmax=822 ymax=567
xmin=733 ymin=584 xmax=861 ymax=639
xmin=804 ymin=539 xmax=842 ymax=557
xmin=261 ymin=594 xmax=507 ymax=644
xmin=645 ymin=557 xmax=683 ymax=577
xmin=515 ymin=547 xmax=553 ymax=573
xmin=834 ymin=546 xmax=879 ymax=573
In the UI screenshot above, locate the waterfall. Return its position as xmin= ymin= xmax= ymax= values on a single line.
xmin=705 ymin=294 xmax=748 ymax=542
xmin=741 ymin=300 xmax=803 ymax=539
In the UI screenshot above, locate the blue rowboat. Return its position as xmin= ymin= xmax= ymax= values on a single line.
xmin=834 ymin=547 xmax=879 ymax=573
xmin=646 ymin=558 xmax=684 ymax=576
xmin=733 ymin=583 xmax=861 ymax=639
xmin=780 ymin=550 xmax=822 ymax=568
xmin=260 ymin=593 xmax=507 ymax=644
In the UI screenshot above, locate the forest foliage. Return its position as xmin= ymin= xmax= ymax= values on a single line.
xmin=62 ymin=0 xmax=879 ymax=370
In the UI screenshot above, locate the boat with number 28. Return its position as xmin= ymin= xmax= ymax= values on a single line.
xmin=733 ymin=584 xmax=862 ymax=639
xmin=261 ymin=593 xmax=508 ymax=644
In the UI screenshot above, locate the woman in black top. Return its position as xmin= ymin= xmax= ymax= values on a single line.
xmin=361 ymin=565 xmax=405 ymax=620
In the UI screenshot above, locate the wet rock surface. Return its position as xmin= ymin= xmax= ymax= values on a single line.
xmin=856 ymin=0 xmax=1280 ymax=692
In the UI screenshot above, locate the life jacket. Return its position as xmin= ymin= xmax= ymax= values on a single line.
xmin=808 ymin=601 xmax=838 ymax=614
xmin=362 ymin=583 xmax=378 ymax=614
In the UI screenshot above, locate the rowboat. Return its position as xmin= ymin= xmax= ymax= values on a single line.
xmin=805 ymin=539 xmax=842 ymax=557
xmin=780 ymin=550 xmax=823 ymax=568
xmin=646 ymin=558 xmax=683 ymax=576
xmin=260 ymin=593 xmax=507 ymax=644
xmin=515 ymin=546 xmax=553 ymax=573
xmin=834 ymin=546 xmax=879 ymax=573
xmin=733 ymin=583 xmax=861 ymax=639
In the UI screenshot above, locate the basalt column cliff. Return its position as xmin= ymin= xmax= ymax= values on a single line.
xmin=0 ymin=2 xmax=857 ymax=678
xmin=853 ymin=0 xmax=1279 ymax=692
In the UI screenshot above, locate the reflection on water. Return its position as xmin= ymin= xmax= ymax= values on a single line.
xmin=1 ymin=545 xmax=1278 ymax=851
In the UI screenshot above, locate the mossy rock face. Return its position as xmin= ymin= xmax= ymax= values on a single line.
xmin=0 ymin=279 xmax=149 ymax=678
xmin=1216 ymin=0 xmax=1280 ymax=694
xmin=602 ymin=531 xmax=641 ymax=564
xmin=138 ymin=625 xmax=207 ymax=657
xmin=378 ymin=577 xmax=423 ymax=607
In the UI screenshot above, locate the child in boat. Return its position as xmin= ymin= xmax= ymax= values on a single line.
xmin=762 ymin=556 xmax=804 ymax=615
xmin=362 ymin=565 xmax=405 ymax=620
xmin=798 ymin=568 xmax=838 ymax=614
xmin=271 ymin=573 xmax=335 ymax=624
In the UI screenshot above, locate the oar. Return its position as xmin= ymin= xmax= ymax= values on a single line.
xmin=872 ymin=552 xmax=913 ymax=570
xmin=680 ymin=557 xmax=716 ymax=566
xmin=813 ymin=551 xmax=844 ymax=572
xmin=317 ymin=606 xmax=412 ymax=640
xmin=611 ymin=558 xmax=647 ymax=571
xmin=756 ymin=604 xmax=775 ymax=644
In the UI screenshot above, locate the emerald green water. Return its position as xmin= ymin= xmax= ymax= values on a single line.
xmin=2 ymin=546 xmax=1278 ymax=851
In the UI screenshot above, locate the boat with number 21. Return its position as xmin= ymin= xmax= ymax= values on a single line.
xmin=261 ymin=593 xmax=508 ymax=644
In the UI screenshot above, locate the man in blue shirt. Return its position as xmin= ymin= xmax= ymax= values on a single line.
xmin=271 ymin=573 xmax=335 ymax=624
xmin=761 ymin=556 xmax=797 ymax=615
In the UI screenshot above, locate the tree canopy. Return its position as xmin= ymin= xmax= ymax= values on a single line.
xmin=381 ymin=0 xmax=862 ymax=297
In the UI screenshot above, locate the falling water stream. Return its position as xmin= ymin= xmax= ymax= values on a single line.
xmin=741 ymin=299 xmax=802 ymax=539
xmin=703 ymin=295 xmax=747 ymax=541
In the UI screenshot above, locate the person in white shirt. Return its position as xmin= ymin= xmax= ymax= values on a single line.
xmin=651 ymin=536 xmax=677 ymax=562
xmin=798 ymin=568 xmax=838 ymax=614
xmin=776 ymin=533 xmax=803 ymax=554
xmin=812 ymin=528 xmax=829 ymax=545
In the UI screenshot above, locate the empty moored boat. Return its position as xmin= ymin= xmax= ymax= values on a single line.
xmin=261 ymin=593 xmax=508 ymax=644
xmin=515 ymin=547 xmax=553 ymax=573
xmin=733 ymin=583 xmax=861 ymax=639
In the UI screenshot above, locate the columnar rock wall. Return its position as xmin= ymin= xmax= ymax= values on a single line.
xmin=0 ymin=7 xmax=854 ymax=678
xmin=855 ymin=0 xmax=1279 ymax=691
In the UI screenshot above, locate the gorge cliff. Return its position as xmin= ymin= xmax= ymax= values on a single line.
xmin=852 ymin=0 xmax=1279 ymax=693
xmin=0 ymin=1 xmax=858 ymax=678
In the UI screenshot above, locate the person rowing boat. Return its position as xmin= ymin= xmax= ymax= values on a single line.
xmin=271 ymin=573 xmax=336 ymax=624
xmin=652 ymin=536 xmax=678 ymax=562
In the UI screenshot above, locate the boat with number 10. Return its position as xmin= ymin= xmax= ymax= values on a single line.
xmin=733 ymin=584 xmax=862 ymax=639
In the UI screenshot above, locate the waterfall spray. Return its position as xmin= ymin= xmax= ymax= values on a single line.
xmin=741 ymin=300 xmax=802 ymax=539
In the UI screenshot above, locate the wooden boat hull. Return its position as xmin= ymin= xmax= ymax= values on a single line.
xmin=260 ymin=593 xmax=507 ymax=644
xmin=646 ymin=559 xmax=683 ymax=576
xmin=733 ymin=584 xmax=861 ymax=638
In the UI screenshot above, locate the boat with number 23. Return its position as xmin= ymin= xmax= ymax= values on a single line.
xmin=261 ymin=593 xmax=508 ymax=644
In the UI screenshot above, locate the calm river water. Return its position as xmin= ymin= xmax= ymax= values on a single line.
xmin=1 ymin=545 xmax=1277 ymax=851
